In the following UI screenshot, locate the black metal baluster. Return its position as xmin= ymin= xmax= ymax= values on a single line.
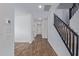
xmin=76 ymin=36 xmax=78 ymax=56
xmin=67 ymin=29 xmax=69 ymax=45
xmin=72 ymin=34 xmax=74 ymax=56
xmin=69 ymin=31 xmax=71 ymax=51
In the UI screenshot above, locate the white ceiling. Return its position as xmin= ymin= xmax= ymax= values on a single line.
xmin=15 ymin=3 xmax=53 ymax=19
xmin=15 ymin=3 xmax=73 ymax=19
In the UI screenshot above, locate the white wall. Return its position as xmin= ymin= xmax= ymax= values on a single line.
xmin=70 ymin=9 xmax=79 ymax=35
xmin=42 ymin=18 xmax=48 ymax=38
xmin=15 ymin=7 xmax=32 ymax=43
xmin=0 ymin=4 xmax=14 ymax=56
xmin=54 ymin=9 xmax=69 ymax=25
xmin=48 ymin=4 xmax=70 ymax=56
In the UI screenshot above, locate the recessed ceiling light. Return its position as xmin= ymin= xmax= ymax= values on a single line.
xmin=38 ymin=5 xmax=42 ymax=8
xmin=38 ymin=17 xmax=42 ymax=20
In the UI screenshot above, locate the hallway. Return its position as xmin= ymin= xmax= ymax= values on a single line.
xmin=0 ymin=3 xmax=78 ymax=56
xmin=14 ymin=3 xmax=71 ymax=56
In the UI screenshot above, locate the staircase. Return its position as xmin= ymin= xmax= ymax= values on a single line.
xmin=54 ymin=14 xmax=79 ymax=56
xmin=53 ymin=3 xmax=79 ymax=56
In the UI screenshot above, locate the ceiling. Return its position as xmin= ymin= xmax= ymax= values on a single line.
xmin=15 ymin=3 xmax=74 ymax=19
xmin=15 ymin=3 xmax=53 ymax=19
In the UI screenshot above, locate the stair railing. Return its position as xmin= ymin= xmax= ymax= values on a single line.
xmin=69 ymin=3 xmax=79 ymax=19
xmin=54 ymin=14 xmax=79 ymax=56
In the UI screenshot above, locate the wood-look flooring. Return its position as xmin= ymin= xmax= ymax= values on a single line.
xmin=15 ymin=42 xmax=30 ymax=56
xmin=15 ymin=34 xmax=57 ymax=56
